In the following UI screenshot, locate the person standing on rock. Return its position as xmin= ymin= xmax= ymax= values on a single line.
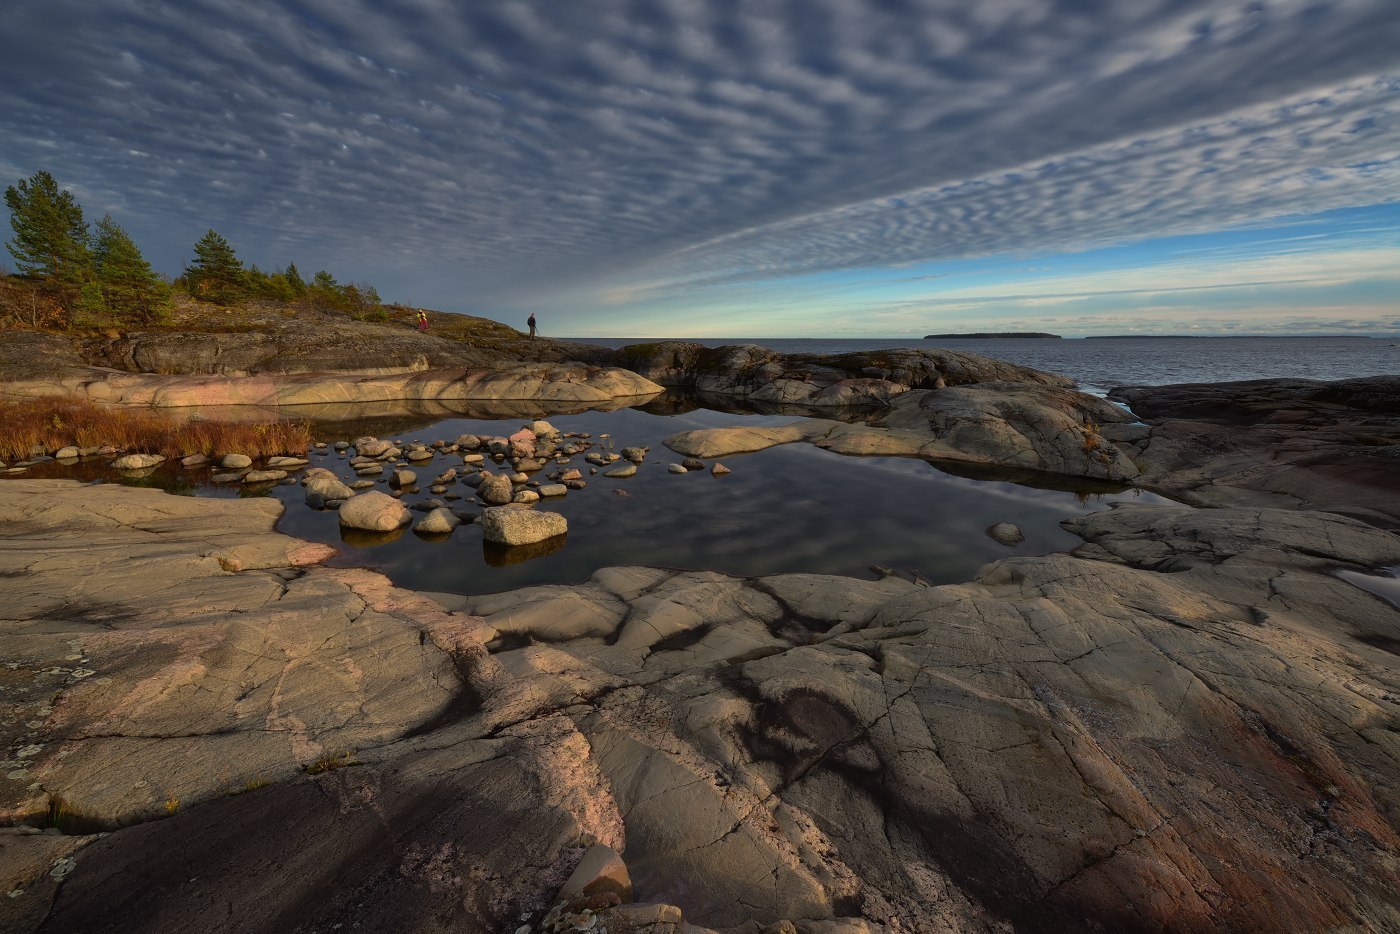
xmin=417 ymin=309 xmax=428 ymax=331
xmin=527 ymin=313 xmax=537 ymax=338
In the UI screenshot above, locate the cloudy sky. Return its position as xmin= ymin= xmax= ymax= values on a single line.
xmin=2 ymin=0 xmax=1397 ymax=337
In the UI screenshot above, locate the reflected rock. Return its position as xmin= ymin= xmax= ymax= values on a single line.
xmin=482 ymin=534 xmax=566 ymax=566
xmin=113 ymin=466 xmax=162 ymax=481
xmin=339 ymin=524 xmax=408 ymax=547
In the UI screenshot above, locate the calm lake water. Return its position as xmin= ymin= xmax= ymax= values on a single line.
xmin=580 ymin=335 xmax=1400 ymax=395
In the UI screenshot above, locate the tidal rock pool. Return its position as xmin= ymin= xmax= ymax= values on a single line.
xmin=10 ymin=400 xmax=1169 ymax=595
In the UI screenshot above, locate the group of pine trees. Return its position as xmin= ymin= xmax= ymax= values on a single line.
xmin=3 ymin=171 xmax=170 ymax=327
xmin=175 ymin=229 xmax=382 ymax=314
xmin=3 ymin=169 xmax=382 ymax=329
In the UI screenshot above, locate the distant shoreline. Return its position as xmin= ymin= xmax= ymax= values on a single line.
xmin=1082 ymin=334 xmax=1376 ymax=339
xmin=923 ymin=332 xmax=1061 ymax=339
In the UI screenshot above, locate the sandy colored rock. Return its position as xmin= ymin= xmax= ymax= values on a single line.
xmin=338 ymin=491 xmax=411 ymax=531
xmin=220 ymin=453 xmax=252 ymax=469
xmin=560 ymin=844 xmax=632 ymax=902
xmin=241 ymin=469 xmax=288 ymax=484
xmin=111 ymin=453 xmax=165 ymax=470
xmin=414 ymin=507 xmax=460 ymax=535
xmin=305 ymin=476 xmax=356 ymax=507
xmin=478 ymin=474 xmax=515 ymax=505
xmin=480 ymin=506 xmax=567 ymax=545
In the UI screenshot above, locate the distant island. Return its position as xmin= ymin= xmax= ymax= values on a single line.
xmin=924 ymin=332 xmax=1061 ymax=339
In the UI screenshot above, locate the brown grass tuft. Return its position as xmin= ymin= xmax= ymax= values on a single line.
xmin=0 ymin=396 xmax=312 ymax=462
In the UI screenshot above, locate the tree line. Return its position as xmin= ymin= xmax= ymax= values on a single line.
xmin=3 ymin=169 xmax=382 ymax=329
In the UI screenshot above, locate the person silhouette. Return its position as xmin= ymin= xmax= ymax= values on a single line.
xmin=527 ymin=313 xmax=537 ymax=338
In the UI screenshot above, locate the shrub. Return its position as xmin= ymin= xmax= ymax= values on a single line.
xmin=0 ymin=396 xmax=312 ymax=462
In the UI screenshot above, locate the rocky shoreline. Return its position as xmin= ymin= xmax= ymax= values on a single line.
xmin=1 ymin=326 xmax=1398 ymax=932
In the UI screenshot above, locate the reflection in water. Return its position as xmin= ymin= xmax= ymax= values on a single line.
xmin=162 ymin=393 xmax=665 ymax=440
xmin=483 ymin=535 xmax=567 ymax=567
xmin=339 ymin=525 xmax=408 ymax=547
xmin=926 ymin=460 xmax=1139 ymax=497
xmin=635 ymin=390 xmax=883 ymax=422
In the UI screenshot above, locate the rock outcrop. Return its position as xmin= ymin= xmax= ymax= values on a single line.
xmin=0 ymin=361 xmax=665 ymax=411
xmin=1110 ymin=376 xmax=1400 ymax=527
xmin=667 ymin=382 xmax=1142 ymax=481
xmin=3 ymin=480 xmax=1398 ymax=931
xmin=614 ymin=342 xmax=1071 ymax=407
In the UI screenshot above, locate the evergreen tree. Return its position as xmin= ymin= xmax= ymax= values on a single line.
xmin=3 ymin=170 xmax=92 ymax=283
xmin=284 ymin=262 xmax=306 ymax=295
xmin=184 ymin=229 xmax=247 ymax=305
xmin=92 ymin=214 xmax=170 ymax=325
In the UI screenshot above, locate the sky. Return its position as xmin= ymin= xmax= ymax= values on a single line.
xmin=1 ymin=0 xmax=1397 ymax=338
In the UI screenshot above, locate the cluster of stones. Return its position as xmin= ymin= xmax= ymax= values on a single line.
xmin=7 ymin=416 xmax=737 ymax=556
xmin=2 ymin=445 xmax=120 ymax=474
xmin=305 ymin=420 xmax=737 ymax=546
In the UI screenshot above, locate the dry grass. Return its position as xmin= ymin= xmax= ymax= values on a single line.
xmin=0 ymin=396 xmax=312 ymax=462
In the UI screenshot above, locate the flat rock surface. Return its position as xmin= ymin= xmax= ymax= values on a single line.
xmin=3 ymin=479 xmax=1399 ymax=931
xmin=1111 ymin=376 xmax=1400 ymax=527
xmin=615 ymin=342 xmax=1071 ymax=408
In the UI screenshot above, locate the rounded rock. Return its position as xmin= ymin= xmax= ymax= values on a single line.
xmin=478 ymin=474 xmax=515 ymax=506
xmin=414 ymin=507 xmax=461 ymax=535
xmin=339 ymin=491 xmax=412 ymax=532
xmin=480 ymin=507 xmax=567 ymax=545
xmin=112 ymin=453 xmax=166 ymax=470
xmin=987 ymin=523 xmax=1026 ymax=546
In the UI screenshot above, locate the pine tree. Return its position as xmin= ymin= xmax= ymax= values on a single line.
xmin=3 ymin=170 xmax=92 ymax=283
xmin=93 ymin=214 xmax=170 ymax=325
xmin=184 ymin=229 xmax=247 ymax=305
xmin=284 ymin=262 xmax=306 ymax=295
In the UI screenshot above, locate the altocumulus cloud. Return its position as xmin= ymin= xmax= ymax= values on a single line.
xmin=0 ymin=0 xmax=1396 ymax=317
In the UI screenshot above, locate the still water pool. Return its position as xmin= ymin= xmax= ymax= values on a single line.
xmin=12 ymin=400 xmax=1169 ymax=596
